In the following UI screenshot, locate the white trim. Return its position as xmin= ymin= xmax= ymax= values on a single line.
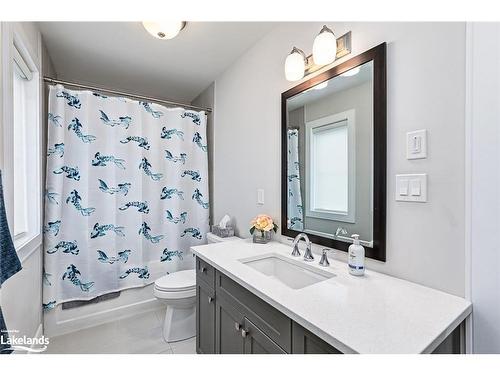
xmin=1 ymin=23 xmax=15 ymax=226
xmin=305 ymin=109 xmax=356 ymax=223
xmin=304 ymin=228 xmax=373 ymax=247
xmin=44 ymin=295 xmax=163 ymax=338
xmin=13 ymin=45 xmax=32 ymax=80
xmin=3 ymin=24 xmax=42 ymax=254
xmin=11 ymin=323 xmax=43 ymax=355
xmin=27 ymin=323 xmax=44 ymax=355
xmin=464 ymin=21 xmax=474 ymax=354
xmin=17 ymin=233 xmax=42 ymax=264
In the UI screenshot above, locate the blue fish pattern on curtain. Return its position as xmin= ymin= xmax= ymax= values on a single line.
xmin=43 ymin=85 xmax=209 ymax=309
xmin=287 ymin=129 xmax=304 ymax=231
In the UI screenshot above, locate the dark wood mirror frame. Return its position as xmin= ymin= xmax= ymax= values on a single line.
xmin=281 ymin=42 xmax=387 ymax=262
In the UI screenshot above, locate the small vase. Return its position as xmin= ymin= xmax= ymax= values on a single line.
xmin=253 ymin=230 xmax=272 ymax=244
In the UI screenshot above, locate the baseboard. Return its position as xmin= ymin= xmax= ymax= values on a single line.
xmin=12 ymin=323 xmax=43 ymax=355
xmin=29 ymin=324 xmax=44 ymax=355
xmin=44 ymin=293 xmax=163 ymax=338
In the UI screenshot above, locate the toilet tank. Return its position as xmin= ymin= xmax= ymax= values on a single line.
xmin=206 ymin=232 xmax=240 ymax=244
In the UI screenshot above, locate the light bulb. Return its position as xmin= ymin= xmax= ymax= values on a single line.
xmin=312 ymin=25 xmax=337 ymax=66
xmin=341 ymin=67 xmax=360 ymax=77
xmin=285 ymin=47 xmax=305 ymax=82
xmin=142 ymin=21 xmax=186 ymax=40
xmin=313 ymin=81 xmax=328 ymax=90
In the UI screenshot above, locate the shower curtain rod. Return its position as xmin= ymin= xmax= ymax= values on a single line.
xmin=43 ymin=77 xmax=213 ymax=113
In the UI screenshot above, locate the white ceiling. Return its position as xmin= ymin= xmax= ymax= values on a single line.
xmin=38 ymin=22 xmax=277 ymax=102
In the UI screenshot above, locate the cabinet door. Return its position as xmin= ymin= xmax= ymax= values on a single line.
xmin=216 ymin=271 xmax=292 ymax=351
xmin=291 ymin=322 xmax=341 ymax=354
xmin=215 ymin=295 xmax=245 ymax=354
xmin=196 ymin=281 xmax=216 ymax=354
xmin=243 ymin=318 xmax=286 ymax=354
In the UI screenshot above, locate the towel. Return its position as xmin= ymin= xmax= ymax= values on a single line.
xmin=0 ymin=171 xmax=22 ymax=285
xmin=0 ymin=307 xmax=12 ymax=354
xmin=0 ymin=170 xmax=22 ymax=354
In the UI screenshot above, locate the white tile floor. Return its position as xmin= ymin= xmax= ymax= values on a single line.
xmin=44 ymin=309 xmax=196 ymax=354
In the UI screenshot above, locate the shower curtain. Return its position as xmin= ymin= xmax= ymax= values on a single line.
xmin=43 ymin=85 xmax=209 ymax=309
xmin=287 ymin=129 xmax=304 ymax=231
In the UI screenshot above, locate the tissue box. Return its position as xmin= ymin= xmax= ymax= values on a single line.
xmin=211 ymin=225 xmax=235 ymax=238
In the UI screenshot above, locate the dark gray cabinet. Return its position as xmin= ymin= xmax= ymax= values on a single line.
xmin=196 ymin=280 xmax=215 ymax=354
xmin=215 ymin=295 xmax=245 ymax=353
xmin=196 ymin=256 xmax=340 ymax=354
xmin=291 ymin=322 xmax=342 ymax=354
xmin=215 ymin=267 xmax=292 ymax=352
xmin=242 ymin=318 xmax=286 ymax=354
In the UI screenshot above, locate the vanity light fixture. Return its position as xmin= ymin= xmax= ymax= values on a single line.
xmin=284 ymin=29 xmax=352 ymax=82
xmin=285 ymin=47 xmax=306 ymax=82
xmin=142 ymin=21 xmax=186 ymax=40
xmin=312 ymin=25 xmax=337 ymax=65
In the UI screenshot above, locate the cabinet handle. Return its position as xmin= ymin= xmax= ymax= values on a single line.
xmin=241 ymin=328 xmax=249 ymax=338
xmin=201 ymin=267 xmax=207 ymax=273
xmin=234 ymin=322 xmax=241 ymax=331
xmin=208 ymin=296 xmax=213 ymax=304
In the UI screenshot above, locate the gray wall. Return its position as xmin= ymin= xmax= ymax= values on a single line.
xmin=191 ymin=82 xmax=215 ymax=225
xmin=213 ymin=22 xmax=466 ymax=297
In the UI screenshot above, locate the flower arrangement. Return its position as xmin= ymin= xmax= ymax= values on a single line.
xmin=250 ymin=214 xmax=278 ymax=244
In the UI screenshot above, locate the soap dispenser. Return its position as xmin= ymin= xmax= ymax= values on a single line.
xmin=348 ymin=234 xmax=365 ymax=276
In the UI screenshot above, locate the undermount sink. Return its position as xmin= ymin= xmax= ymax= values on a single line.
xmin=239 ymin=253 xmax=334 ymax=290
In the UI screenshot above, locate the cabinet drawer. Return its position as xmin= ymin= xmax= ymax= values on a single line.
xmin=216 ymin=270 xmax=291 ymax=352
xmin=196 ymin=257 xmax=215 ymax=288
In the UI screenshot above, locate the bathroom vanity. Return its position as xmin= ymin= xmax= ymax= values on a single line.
xmin=192 ymin=240 xmax=472 ymax=354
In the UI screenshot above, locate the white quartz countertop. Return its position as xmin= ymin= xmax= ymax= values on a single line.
xmin=191 ymin=240 xmax=472 ymax=354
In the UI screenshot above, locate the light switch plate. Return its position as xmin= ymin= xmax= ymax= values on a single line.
xmin=407 ymin=129 xmax=427 ymax=160
xmin=257 ymin=189 xmax=265 ymax=205
xmin=396 ymin=174 xmax=427 ymax=202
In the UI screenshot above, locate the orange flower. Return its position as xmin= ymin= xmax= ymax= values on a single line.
xmin=251 ymin=214 xmax=274 ymax=232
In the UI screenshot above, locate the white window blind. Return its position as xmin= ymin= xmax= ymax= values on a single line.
xmin=311 ymin=121 xmax=349 ymax=213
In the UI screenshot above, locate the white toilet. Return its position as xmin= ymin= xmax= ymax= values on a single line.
xmin=154 ymin=269 xmax=196 ymax=342
xmin=154 ymin=233 xmax=241 ymax=342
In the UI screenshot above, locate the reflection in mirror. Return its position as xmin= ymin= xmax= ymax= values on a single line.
xmin=286 ymin=61 xmax=373 ymax=247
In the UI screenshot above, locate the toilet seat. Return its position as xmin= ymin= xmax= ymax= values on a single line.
xmin=155 ymin=269 xmax=195 ymax=292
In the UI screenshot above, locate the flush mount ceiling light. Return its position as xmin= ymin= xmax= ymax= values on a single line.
xmin=312 ymin=25 xmax=337 ymax=65
xmin=285 ymin=47 xmax=306 ymax=82
xmin=142 ymin=21 xmax=186 ymax=40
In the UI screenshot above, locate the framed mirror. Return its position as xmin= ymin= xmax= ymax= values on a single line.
xmin=281 ymin=43 xmax=386 ymax=261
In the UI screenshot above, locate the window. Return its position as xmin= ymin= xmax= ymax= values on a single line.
xmin=305 ymin=110 xmax=355 ymax=223
xmin=12 ymin=43 xmax=40 ymax=248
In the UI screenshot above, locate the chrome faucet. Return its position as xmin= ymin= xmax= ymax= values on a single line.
xmin=335 ymin=227 xmax=348 ymax=238
xmin=319 ymin=248 xmax=332 ymax=267
xmin=291 ymin=233 xmax=314 ymax=262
